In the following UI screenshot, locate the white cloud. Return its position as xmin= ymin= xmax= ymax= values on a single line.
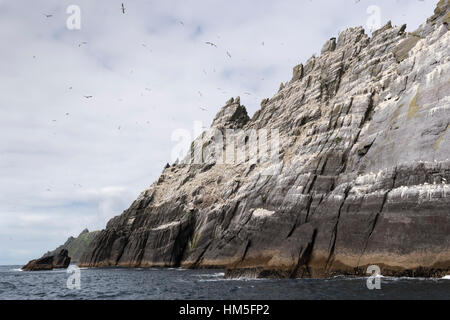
xmin=0 ymin=0 xmax=438 ymax=264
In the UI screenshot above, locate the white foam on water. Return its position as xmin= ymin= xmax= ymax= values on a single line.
xmin=441 ymin=275 xmax=450 ymax=280
xmin=209 ymin=272 xmax=225 ymax=278
xmin=195 ymin=272 xmax=225 ymax=278
xmin=199 ymin=276 xmax=269 ymax=282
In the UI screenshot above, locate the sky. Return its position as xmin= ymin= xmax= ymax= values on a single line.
xmin=0 ymin=0 xmax=439 ymax=265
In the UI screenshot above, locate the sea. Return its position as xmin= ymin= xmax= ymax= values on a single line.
xmin=0 ymin=265 xmax=449 ymax=300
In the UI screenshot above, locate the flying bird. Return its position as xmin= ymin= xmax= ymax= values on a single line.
xmin=121 ymin=3 xmax=125 ymax=14
xmin=78 ymin=42 xmax=87 ymax=47
xmin=84 ymin=95 xmax=93 ymax=99
xmin=199 ymin=107 xmax=207 ymax=111
xmin=43 ymin=14 xmax=53 ymax=18
xmin=226 ymin=51 xmax=232 ymax=58
xmin=205 ymin=42 xmax=217 ymax=48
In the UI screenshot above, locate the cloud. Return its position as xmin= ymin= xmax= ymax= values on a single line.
xmin=0 ymin=0 xmax=438 ymax=264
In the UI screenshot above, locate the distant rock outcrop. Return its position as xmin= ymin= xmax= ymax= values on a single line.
xmin=43 ymin=229 xmax=100 ymax=263
xmin=22 ymin=229 xmax=99 ymax=271
xmin=22 ymin=250 xmax=70 ymax=271
xmin=52 ymin=249 xmax=71 ymax=269
xmin=79 ymin=1 xmax=450 ymax=278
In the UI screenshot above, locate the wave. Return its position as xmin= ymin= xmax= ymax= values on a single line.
xmin=195 ymin=272 xmax=225 ymax=278
xmin=0 ymin=282 xmax=17 ymax=290
xmin=198 ymin=275 xmax=271 ymax=282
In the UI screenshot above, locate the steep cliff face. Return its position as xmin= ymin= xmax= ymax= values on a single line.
xmin=79 ymin=2 xmax=450 ymax=278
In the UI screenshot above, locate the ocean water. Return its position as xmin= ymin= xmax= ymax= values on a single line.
xmin=0 ymin=265 xmax=449 ymax=300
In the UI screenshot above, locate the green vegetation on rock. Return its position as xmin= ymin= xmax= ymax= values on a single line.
xmin=44 ymin=229 xmax=100 ymax=263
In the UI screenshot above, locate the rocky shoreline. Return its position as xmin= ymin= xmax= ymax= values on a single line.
xmin=22 ymin=249 xmax=71 ymax=271
xmin=21 ymin=229 xmax=98 ymax=271
xmin=76 ymin=1 xmax=450 ymax=278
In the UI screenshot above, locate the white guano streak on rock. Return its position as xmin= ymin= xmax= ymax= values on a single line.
xmin=253 ymin=208 xmax=275 ymax=218
xmin=152 ymin=221 xmax=180 ymax=230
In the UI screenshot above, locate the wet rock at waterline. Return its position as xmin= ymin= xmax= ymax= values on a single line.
xmin=22 ymin=250 xmax=71 ymax=271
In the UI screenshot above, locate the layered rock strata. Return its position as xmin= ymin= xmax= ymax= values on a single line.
xmin=79 ymin=2 xmax=450 ymax=278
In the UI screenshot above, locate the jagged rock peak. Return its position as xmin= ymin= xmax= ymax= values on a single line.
xmin=292 ymin=63 xmax=304 ymax=81
xmin=428 ymin=0 xmax=450 ymax=23
xmin=321 ymin=37 xmax=336 ymax=54
xmin=336 ymin=26 xmax=367 ymax=49
xmin=211 ymin=96 xmax=250 ymax=129
xmin=79 ymin=228 xmax=89 ymax=236
xmin=372 ymin=20 xmax=393 ymax=38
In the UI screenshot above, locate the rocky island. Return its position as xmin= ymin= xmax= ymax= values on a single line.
xmin=42 ymin=229 xmax=100 ymax=263
xmin=22 ymin=249 xmax=71 ymax=271
xmin=22 ymin=229 xmax=99 ymax=271
xmin=76 ymin=1 xmax=450 ymax=278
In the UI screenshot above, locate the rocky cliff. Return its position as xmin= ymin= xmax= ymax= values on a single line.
xmin=79 ymin=2 xmax=450 ymax=278
xmin=22 ymin=249 xmax=71 ymax=271
xmin=43 ymin=229 xmax=100 ymax=263
xmin=22 ymin=229 xmax=98 ymax=271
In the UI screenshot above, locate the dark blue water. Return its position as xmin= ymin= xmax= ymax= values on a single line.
xmin=0 ymin=265 xmax=449 ymax=300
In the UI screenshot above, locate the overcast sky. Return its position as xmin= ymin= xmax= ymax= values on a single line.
xmin=0 ymin=0 xmax=438 ymax=265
